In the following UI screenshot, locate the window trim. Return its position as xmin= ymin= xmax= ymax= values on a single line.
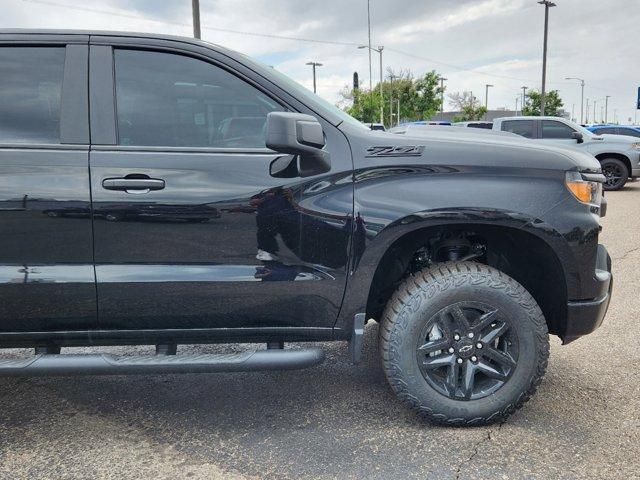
xmin=0 ymin=42 xmax=88 ymax=147
xmin=90 ymin=43 xmax=292 ymax=154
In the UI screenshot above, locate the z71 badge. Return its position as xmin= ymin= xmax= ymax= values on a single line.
xmin=365 ymin=145 xmax=425 ymax=157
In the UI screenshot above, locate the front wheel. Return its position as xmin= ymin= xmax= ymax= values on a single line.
xmin=600 ymin=158 xmax=628 ymax=191
xmin=379 ymin=262 xmax=549 ymax=426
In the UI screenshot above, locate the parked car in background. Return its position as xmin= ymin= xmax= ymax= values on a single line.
xmin=588 ymin=125 xmax=640 ymax=138
xmin=493 ymin=116 xmax=640 ymax=190
xmin=453 ymin=121 xmax=494 ymax=129
xmin=364 ymin=122 xmax=386 ymax=131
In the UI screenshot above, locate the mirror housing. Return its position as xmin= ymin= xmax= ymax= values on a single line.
xmin=572 ymin=131 xmax=584 ymax=144
xmin=266 ymin=112 xmax=331 ymax=178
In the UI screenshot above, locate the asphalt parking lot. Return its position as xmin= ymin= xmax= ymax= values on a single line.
xmin=0 ymin=183 xmax=638 ymax=480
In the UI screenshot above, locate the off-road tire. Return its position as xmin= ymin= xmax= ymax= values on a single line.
xmin=379 ymin=262 xmax=549 ymax=426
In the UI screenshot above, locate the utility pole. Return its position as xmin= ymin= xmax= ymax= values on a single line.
xmin=191 ymin=0 xmax=201 ymax=39
xmin=593 ymin=99 xmax=597 ymax=124
xmin=538 ymin=1 xmax=556 ymax=116
xmin=605 ymin=95 xmax=610 ymax=123
xmin=515 ymin=96 xmax=520 ymax=116
xmin=440 ymin=77 xmax=447 ymax=120
xmin=521 ymin=86 xmax=528 ymax=115
xmin=306 ymin=62 xmax=322 ymax=93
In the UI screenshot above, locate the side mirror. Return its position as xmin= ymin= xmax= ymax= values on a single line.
xmin=266 ymin=112 xmax=331 ymax=178
xmin=572 ymin=131 xmax=584 ymax=144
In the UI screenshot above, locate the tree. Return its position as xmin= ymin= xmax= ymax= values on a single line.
xmin=339 ymin=69 xmax=443 ymax=127
xmin=522 ymin=89 xmax=564 ymax=116
xmin=448 ymin=91 xmax=487 ymax=122
xmin=448 ymin=91 xmax=476 ymax=110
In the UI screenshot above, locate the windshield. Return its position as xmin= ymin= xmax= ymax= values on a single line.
xmin=562 ymin=119 xmax=596 ymax=137
xmin=237 ymin=53 xmax=369 ymax=131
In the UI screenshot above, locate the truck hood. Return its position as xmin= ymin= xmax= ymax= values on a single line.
xmin=345 ymin=124 xmax=602 ymax=174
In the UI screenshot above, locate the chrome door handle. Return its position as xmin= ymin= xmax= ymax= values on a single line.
xmin=102 ymin=177 xmax=165 ymax=192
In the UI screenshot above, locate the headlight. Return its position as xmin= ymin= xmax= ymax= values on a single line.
xmin=632 ymin=143 xmax=640 ymax=150
xmin=565 ymin=171 xmax=603 ymax=206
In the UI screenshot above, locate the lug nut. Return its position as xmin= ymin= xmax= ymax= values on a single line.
xmin=457 ymin=358 xmax=463 ymax=364
xmin=468 ymin=332 xmax=474 ymax=338
xmin=471 ymin=356 xmax=478 ymax=362
xmin=454 ymin=334 xmax=460 ymax=341
xmin=448 ymin=347 xmax=455 ymax=353
xmin=476 ymin=342 xmax=483 ymax=349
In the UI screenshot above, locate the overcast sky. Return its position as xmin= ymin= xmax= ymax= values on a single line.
xmin=3 ymin=0 xmax=639 ymax=124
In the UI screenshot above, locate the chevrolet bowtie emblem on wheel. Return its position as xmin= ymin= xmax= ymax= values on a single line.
xmin=459 ymin=345 xmax=473 ymax=354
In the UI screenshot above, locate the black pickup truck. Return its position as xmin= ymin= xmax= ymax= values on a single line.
xmin=0 ymin=30 xmax=612 ymax=425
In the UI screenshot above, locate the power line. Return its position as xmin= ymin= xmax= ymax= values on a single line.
xmin=18 ymin=0 xmax=630 ymax=97
xmin=21 ymin=0 xmax=362 ymax=46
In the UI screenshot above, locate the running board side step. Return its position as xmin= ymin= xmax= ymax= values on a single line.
xmin=0 ymin=348 xmax=325 ymax=377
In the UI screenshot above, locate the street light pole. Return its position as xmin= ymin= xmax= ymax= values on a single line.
xmin=306 ymin=62 xmax=323 ymax=93
xmin=366 ymin=0 xmax=372 ymax=94
xmin=538 ymin=1 xmax=556 ymax=116
xmin=521 ymin=86 xmax=528 ymax=115
xmin=605 ymin=95 xmax=610 ymax=123
xmin=485 ymin=84 xmax=493 ymax=110
xmin=192 ymin=0 xmax=201 ymax=39
xmin=585 ymin=98 xmax=590 ymax=123
xmin=378 ymin=46 xmax=384 ymax=124
xmin=389 ymin=73 xmax=397 ymax=127
xmin=359 ymin=45 xmax=385 ymax=124
xmin=440 ymin=77 xmax=447 ymax=120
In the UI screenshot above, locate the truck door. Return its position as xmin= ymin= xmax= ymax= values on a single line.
xmin=88 ymin=39 xmax=353 ymax=333
xmin=0 ymin=36 xmax=96 ymax=333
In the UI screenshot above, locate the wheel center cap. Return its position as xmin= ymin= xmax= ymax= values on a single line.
xmin=456 ymin=340 xmax=475 ymax=359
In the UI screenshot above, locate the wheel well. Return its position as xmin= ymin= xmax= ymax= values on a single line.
xmin=366 ymin=224 xmax=567 ymax=336
xmin=595 ymin=153 xmax=631 ymax=176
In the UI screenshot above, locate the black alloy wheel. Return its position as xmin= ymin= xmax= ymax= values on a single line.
xmin=416 ymin=302 xmax=518 ymax=401
xmin=601 ymin=158 xmax=628 ymax=191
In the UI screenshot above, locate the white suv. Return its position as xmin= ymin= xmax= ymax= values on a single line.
xmin=493 ymin=116 xmax=640 ymax=190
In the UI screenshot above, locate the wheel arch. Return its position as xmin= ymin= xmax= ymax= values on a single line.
xmin=340 ymin=217 xmax=571 ymax=338
xmin=595 ymin=153 xmax=631 ymax=176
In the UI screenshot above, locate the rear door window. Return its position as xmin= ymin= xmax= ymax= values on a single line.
xmin=541 ymin=120 xmax=576 ymax=139
xmin=501 ymin=120 xmax=535 ymax=138
xmin=113 ymin=49 xmax=285 ymax=148
xmin=0 ymin=47 xmax=65 ymax=144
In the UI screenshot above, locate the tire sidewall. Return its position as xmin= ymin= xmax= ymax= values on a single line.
xmin=385 ymin=269 xmax=544 ymax=421
xmin=600 ymin=158 xmax=628 ymax=191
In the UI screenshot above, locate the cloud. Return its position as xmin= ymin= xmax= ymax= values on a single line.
xmin=393 ymin=0 xmax=528 ymax=38
xmin=2 ymin=0 xmax=638 ymax=122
